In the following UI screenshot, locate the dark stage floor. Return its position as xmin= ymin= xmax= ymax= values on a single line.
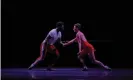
xmin=1 ymin=68 xmax=133 ymax=80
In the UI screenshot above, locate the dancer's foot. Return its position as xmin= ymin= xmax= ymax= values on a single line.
xmin=104 ymin=66 xmax=112 ymax=71
xmin=28 ymin=66 xmax=33 ymax=70
xmin=28 ymin=64 xmax=34 ymax=70
xmin=82 ymin=66 xmax=88 ymax=71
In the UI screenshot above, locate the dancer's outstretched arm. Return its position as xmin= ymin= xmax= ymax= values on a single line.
xmin=63 ymin=38 xmax=77 ymax=46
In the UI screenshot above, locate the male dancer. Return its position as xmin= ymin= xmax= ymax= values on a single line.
xmin=28 ymin=21 xmax=64 ymax=70
xmin=63 ymin=23 xmax=111 ymax=71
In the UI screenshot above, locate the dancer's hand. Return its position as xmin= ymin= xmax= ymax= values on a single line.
xmin=61 ymin=41 xmax=68 ymax=47
xmin=60 ymin=42 xmax=65 ymax=47
xmin=62 ymin=41 xmax=69 ymax=43
xmin=62 ymin=43 xmax=66 ymax=47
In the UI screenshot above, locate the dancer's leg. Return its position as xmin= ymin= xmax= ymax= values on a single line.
xmin=28 ymin=42 xmax=47 ymax=70
xmin=46 ymin=45 xmax=60 ymax=71
xmin=89 ymin=51 xmax=111 ymax=70
xmin=77 ymin=50 xmax=88 ymax=71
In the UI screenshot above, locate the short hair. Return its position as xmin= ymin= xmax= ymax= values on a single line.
xmin=74 ymin=23 xmax=81 ymax=30
xmin=56 ymin=21 xmax=64 ymax=28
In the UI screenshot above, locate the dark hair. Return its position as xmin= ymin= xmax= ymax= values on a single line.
xmin=74 ymin=23 xmax=81 ymax=30
xmin=56 ymin=21 xmax=64 ymax=28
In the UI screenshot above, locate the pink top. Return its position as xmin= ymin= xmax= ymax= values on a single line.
xmin=76 ymin=31 xmax=87 ymax=42
xmin=76 ymin=31 xmax=88 ymax=48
